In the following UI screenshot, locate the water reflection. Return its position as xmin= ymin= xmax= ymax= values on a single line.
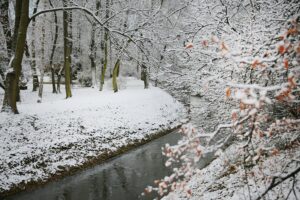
xmin=5 ymin=131 xmax=181 ymax=200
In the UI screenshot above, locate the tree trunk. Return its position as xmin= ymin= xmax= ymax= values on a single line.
xmin=63 ymin=0 xmax=72 ymax=98
xmin=2 ymin=72 xmax=16 ymax=111
xmin=12 ymin=0 xmax=22 ymax=53
xmin=155 ymin=45 xmax=166 ymax=87
xmin=100 ymin=0 xmax=110 ymax=91
xmin=37 ymin=6 xmax=46 ymax=103
xmin=112 ymin=59 xmax=120 ymax=93
xmin=69 ymin=9 xmax=73 ymax=85
xmin=141 ymin=64 xmax=149 ymax=89
xmin=89 ymin=0 xmax=101 ymax=88
xmin=57 ymin=74 xmax=61 ymax=93
xmin=56 ymin=64 xmax=63 ymax=93
xmin=13 ymin=0 xmax=23 ymax=102
xmin=90 ymin=25 xmax=97 ymax=87
xmin=2 ymin=0 xmax=29 ymax=113
xmin=37 ymin=70 xmax=44 ymax=103
xmin=0 ymin=0 xmax=12 ymax=59
xmin=90 ymin=41 xmax=97 ymax=88
xmin=49 ymin=0 xmax=57 ymax=93
xmin=31 ymin=0 xmax=40 ymax=92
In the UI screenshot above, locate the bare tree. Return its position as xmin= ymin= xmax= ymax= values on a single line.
xmin=63 ymin=0 xmax=72 ymax=98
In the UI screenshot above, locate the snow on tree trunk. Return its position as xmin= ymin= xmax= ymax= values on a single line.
xmin=49 ymin=0 xmax=57 ymax=94
xmin=0 ymin=0 xmax=12 ymax=82
xmin=30 ymin=0 xmax=40 ymax=92
xmin=37 ymin=7 xmax=46 ymax=103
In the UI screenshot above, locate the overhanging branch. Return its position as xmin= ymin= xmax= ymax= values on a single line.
xmin=28 ymin=6 xmax=147 ymax=57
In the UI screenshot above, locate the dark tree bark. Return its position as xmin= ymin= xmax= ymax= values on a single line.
xmin=12 ymin=0 xmax=22 ymax=52
xmin=56 ymin=64 xmax=63 ymax=93
xmin=0 ymin=0 xmax=12 ymax=90
xmin=49 ymin=0 xmax=58 ymax=93
xmin=13 ymin=1 xmax=23 ymax=103
xmin=2 ymin=0 xmax=29 ymax=113
xmin=0 ymin=0 xmax=12 ymax=58
xmin=141 ymin=64 xmax=149 ymax=89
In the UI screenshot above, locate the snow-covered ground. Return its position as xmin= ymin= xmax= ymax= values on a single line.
xmin=0 ymin=77 xmax=188 ymax=194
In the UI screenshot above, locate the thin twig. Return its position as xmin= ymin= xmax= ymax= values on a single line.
xmin=255 ymin=166 xmax=300 ymax=200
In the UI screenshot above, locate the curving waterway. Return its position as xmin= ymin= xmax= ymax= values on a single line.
xmin=5 ymin=131 xmax=182 ymax=200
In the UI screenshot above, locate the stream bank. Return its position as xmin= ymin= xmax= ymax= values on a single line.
xmin=0 ymin=79 xmax=188 ymax=197
xmin=1 ymin=126 xmax=184 ymax=198
xmin=4 ymin=129 xmax=184 ymax=200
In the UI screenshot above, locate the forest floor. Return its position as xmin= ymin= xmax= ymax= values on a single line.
xmin=0 ymin=77 xmax=188 ymax=195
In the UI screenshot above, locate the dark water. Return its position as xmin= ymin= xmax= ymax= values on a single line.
xmin=5 ymin=131 xmax=181 ymax=200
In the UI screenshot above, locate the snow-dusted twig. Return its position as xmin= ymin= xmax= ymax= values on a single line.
xmin=255 ymin=166 xmax=300 ymax=200
xmin=226 ymin=83 xmax=283 ymax=91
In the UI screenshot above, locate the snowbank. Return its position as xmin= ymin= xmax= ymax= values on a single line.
xmin=0 ymin=78 xmax=188 ymax=195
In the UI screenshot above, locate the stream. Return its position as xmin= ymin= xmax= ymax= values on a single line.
xmin=5 ymin=131 xmax=182 ymax=200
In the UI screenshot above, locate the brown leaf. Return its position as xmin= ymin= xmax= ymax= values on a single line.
xmin=185 ymin=43 xmax=193 ymax=49
xmin=287 ymin=28 xmax=298 ymax=37
xmin=288 ymin=76 xmax=296 ymax=88
xmin=278 ymin=35 xmax=285 ymax=40
xmin=240 ymin=102 xmax=246 ymax=110
xmin=251 ymin=60 xmax=261 ymax=68
xmin=284 ymin=59 xmax=289 ymax=70
xmin=202 ymin=40 xmax=208 ymax=47
xmin=231 ymin=112 xmax=238 ymax=121
xmin=278 ymin=45 xmax=285 ymax=55
xmin=225 ymin=87 xmax=231 ymax=98
xmin=271 ymin=148 xmax=280 ymax=156
xmin=221 ymin=41 xmax=229 ymax=51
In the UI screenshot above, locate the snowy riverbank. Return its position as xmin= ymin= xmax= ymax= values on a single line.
xmin=0 ymin=78 xmax=188 ymax=195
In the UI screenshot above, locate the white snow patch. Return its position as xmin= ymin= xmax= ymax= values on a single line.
xmin=0 ymin=77 xmax=188 ymax=192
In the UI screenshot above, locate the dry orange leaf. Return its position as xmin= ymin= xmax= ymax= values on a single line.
xmin=225 ymin=87 xmax=231 ymax=98
xmin=288 ymin=76 xmax=296 ymax=88
xmin=231 ymin=112 xmax=238 ymax=121
xmin=251 ymin=60 xmax=261 ymax=68
xmin=271 ymin=148 xmax=280 ymax=156
xmin=278 ymin=35 xmax=285 ymax=40
xmin=297 ymin=43 xmax=300 ymax=54
xmin=284 ymin=59 xmax=289 ymax=70
xmin=287 ymin=28 xmax=298 ymax=36
xmin=240 ymin=102 xmax=246 ymax=110
xmin=202 ymin=40 xmax=208 ymax=47
xmin=278 ymin=45 xmax=285 ymax=55
xmin=276 ymin=88 xmax=292 ymax=101
xmin=185 ymin=43 xmax=193 ymax=49
xmin=221 ymin=41 xmax=229 ymax=51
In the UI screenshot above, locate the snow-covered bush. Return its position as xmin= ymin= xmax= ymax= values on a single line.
xmin=78 ymin=71 xmax=92 ymax=87
xmin=145 ymin=14 xmax=300 ymax=200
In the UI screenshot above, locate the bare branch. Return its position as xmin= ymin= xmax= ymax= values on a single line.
xmin=255 ymin=166 xmax=300 ymax=200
